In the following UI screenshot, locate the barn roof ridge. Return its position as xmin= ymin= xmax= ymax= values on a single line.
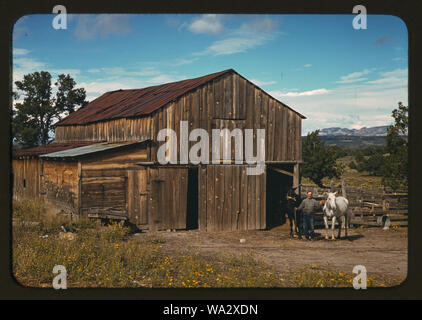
xmin=55 ymin=69 xmax=305 ymax=127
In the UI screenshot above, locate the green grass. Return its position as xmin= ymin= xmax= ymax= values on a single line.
xmin=12 ymin=200 xmax=401 ymax=288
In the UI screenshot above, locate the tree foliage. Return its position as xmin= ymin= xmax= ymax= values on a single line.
xmin=13 ymin=71 xmax=87 ymax=148
xmin=382 ymin=102 xmax=408 ymax=191
xmin=302 ymin=130 xmax=344 ymax=187
xmin=348 ymin=102 xmax=408 ymax=191
xmin=350 ymin=152 xmax=386 ymax=176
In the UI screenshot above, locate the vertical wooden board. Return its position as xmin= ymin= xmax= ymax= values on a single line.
xmin=174 ymin=103 xmax=181 ymax=164
xmin=232 ymin=74 xmax=239 ymax=119
xmin=207 ymin=82 xmax=214 ymax=132
xmin=127 ymin=170 xmax=135 ymax=222
xmin=239 ymin=166 xmax=248 ymax=230
xmin=206 ymin=165 xmax=215 ymax=232
xmin=216 ymin=165 xmax=225 ymax=231
xmin=232 ymin=166 xmax=240 ymax=230
xmin=214 ymin=79 xmax=220 ymax=118
xmin=223 ymin=166 xmax=232 ymax=231
xmin=169 ymin=104 xmax=175 ymax=162
xmin=191 ymin=89 xmax=200 ymax=129
xmin=164 ymin=169 xmax=172 ymax=229
xmin=253 ymin=89 xmax=262 ymax=157
xmin=282 ymin=107 xmax=288 ymax=161
xmin=178 ymin=169 xmax=188 ymax=230
xmin=138 ymin=169 xmax=148 ymax=225
xmin=261 ymin=93 xmax=268 ymax=161
xmin=247 ymin=172 xmax=256 ymax=230
xmin=255 ymin=169 xmax=261 ymax=230
xmin=298 ymin=117 xmax=302 ymax=161
xmin=223 ymin=75 xmax=233 ymax=119
xmin=238 ymin=77 xmax=246 ymax=119
xmin=274 ymin=103 xmax=282 ymax=161
xmin=268 ymin=99 xmax=276 ymax=161
xmin=260 ymin=169 xmax=267 ymax=229
xmin=288 ymin=110 xmax=294 ymax=161
xmin=245 ymin=82 xmax=254 ymax=130
xmin=292 ymin=114 xmax=297 ymax=161
xmin=198 ymin=166 xmax=207 ymax=231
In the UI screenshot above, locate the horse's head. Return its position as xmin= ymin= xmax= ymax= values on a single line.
xmin=324 ymin=192 xmax=337 ymax=217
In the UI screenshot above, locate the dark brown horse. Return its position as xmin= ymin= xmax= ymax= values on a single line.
xmin=281 ymin=187 xmax=302 ymax=237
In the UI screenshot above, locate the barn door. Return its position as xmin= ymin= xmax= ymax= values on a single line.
xmin=148 ymin=167 xmax=188 ymax=231
xmin=127 ymin=168 xmax=149 ymax=227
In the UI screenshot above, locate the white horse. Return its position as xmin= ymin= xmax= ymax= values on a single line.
xmin=323 ymin=192 xmax=353 ymax=240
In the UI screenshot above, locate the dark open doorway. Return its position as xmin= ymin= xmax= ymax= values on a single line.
xmin=266 ymin=164 xmax=294 ymax=229
xmin=186 ymin=167 xmax=198 ymax=230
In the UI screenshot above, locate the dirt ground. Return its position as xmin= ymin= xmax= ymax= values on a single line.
xmin=133 ymin=223 xmax=408 ymax=283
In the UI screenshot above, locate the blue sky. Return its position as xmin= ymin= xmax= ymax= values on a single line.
xmin=13 ymin=14 xmax=408 ymax=134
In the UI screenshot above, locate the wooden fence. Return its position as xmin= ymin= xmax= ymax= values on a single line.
xmin=300 ymin=181 xmax=408 ymax=228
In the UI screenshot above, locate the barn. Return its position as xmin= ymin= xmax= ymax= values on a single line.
xmin=12 ymin=69 xmax=305 ymax=231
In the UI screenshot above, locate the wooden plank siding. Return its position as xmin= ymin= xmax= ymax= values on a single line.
xmin=198 ymin=165 xmax=266 ymax=231
xmin=12 ymin=158 xmax=41 ymax=201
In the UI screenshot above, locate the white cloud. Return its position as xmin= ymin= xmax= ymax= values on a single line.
xmin=74 ymin=14 xmax=131 ymax=40
xmin=13 ymin=48 xmax=30 ymax=56
xmin=365 ymin=68 xmax=408 ymax=85
xmin=275 ymin=68 xmax=408 ymax=134
xmin=194 ymin=16 xmax=279 ymax=56
xmin=250 ymin=79 xmax=277 ymax=87
xmin=172 ymin=58 xmax=199 ymax=66
xmin=269 ymin=88 xmax=330 ymax=98
xmin=188 ymin=14 xmax=224 ymax=35
xmin=304 ymin=64 xmax=312 ymax=68
xmin=146 ymin=74 xmax=186 ymax=84
xmin=336 ymin=69 xmax=372 ymax=84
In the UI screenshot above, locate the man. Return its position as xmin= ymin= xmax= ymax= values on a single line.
xmin=297 ymin=191 xmax=322 ymax=240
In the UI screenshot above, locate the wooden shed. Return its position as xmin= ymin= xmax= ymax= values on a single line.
xmin=12 ymin=69 xmax=305 ymax=231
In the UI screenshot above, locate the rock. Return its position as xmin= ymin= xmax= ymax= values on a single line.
xmin=59 ymin=232 xmax=76 ymax=241
xmin=240 ymin=238 xmax=246 ymax=244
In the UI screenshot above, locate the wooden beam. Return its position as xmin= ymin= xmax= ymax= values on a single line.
xmin=270 ymin=167 xmax=294 ymax=177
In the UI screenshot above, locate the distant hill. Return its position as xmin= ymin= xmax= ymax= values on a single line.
xmin=317 ymin=135 xmax=387 ymax=148
xmin=318 ymin=126 xmax=388 ymax=136
xmin=302 ymin=126 xmax=391 ymax=148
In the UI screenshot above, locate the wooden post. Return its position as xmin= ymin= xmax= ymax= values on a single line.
xmin=330 ymin=179 xmax=334 ymax=192
xmin=341 ymin=178 xmax=347 ymax=198
xmin=293 ymin=163 xmax=300 ymax=195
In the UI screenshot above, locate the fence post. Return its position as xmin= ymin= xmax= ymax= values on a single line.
xmin=341 ymin=178 xmax=347 ymax=198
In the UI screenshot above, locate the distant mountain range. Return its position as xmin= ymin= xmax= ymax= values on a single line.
xmin=318 ymin=126 xmax=389 ymax=136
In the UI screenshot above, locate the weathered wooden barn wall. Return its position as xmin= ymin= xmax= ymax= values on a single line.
xmin=54 ymin=71 xmax=302 ymax=163
xmin=79 ymin=144 xmax=150 ymax=218
xmin=41 ymin=161 xmax=79 ymax=212
xmin=198 ymin=165 xmax=266 ymax=231
xmin=54 ymin=117 xmax=153 ymax=143
xmin=12 ymin=158 xmax=41 ymax=201
xmin=13 ymin=158 xmax=79 ymax=213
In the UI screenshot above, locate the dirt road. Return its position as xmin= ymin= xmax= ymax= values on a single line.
xmin=135 ymin=224 xmax=408 ymax=283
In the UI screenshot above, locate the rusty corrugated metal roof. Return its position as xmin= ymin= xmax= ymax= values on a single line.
xmin=13 ymin=141 xmax=101 ymax=158
xmin=54 ymin=68 xmax=306 ymax=126
xmin=39 ymin=140 xmax=148 ymax=158
xmin=55 ymin=69 xmax=232 ymax=126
